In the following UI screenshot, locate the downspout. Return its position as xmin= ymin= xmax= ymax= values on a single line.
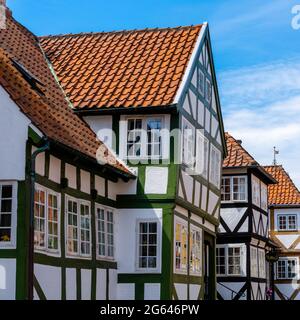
xmin=28 ymin=138 xmax=50 ymax=300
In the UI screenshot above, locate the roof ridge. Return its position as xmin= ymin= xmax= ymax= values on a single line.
xmin=265 ymin=165 xmax=300 ymax=194
xmin=225 ymin=132 xmax=258 ymax=165
xmin=39 ymin=24 xmax=203 ymax=39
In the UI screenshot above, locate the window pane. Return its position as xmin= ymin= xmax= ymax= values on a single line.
xmin=1 ymin=186 xmax=12 ymax=198
xmin=138 ymin=222 xmax=158 ymax=269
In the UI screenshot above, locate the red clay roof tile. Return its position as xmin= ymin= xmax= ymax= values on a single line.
xmin=0 ymin=9 xmax=131 ymax=176
xmin=263 ymin=165 xmax=300 ymax=206
xmin=39 ymin=25 xmax=202 ymax=110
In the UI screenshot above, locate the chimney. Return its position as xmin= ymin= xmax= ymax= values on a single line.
xmin=236 ymin=139 xmax=242 ymax=145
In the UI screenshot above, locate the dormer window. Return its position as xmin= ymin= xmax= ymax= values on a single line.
xmin=221 ymin=176 xmax=247 ymax=202
xmin=125 ymin=117 xmax=163 ymax=159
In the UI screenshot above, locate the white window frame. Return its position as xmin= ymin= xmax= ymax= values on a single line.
xmin=250 ymin=246 xmax=258 ymax=278
xmin=277 ymin=214 xmax=298 ymax=231
xmin=216 ymin=244 xmax=245 ymax=276
xmin=209 ymin=144 xmax=221 ymax=188
xmin=205 ymin=78 xmax=212 ymax=103
xmin=120 ymin=115 xmax=169 ymax=160
xmin=252 ymin=175 xmax=261 ymax=207
xmin=0 ymin=181 xmax=17 ymax=249
xmin=198 ymin=69 xmax=205 ymax=96
xmin=277 ymin=258 xmax=299 ymax=280
xmin=195 ymin=131 xmax=209 ymax=178
xmin=260 ymin=182 xmax=268 ymax=211
xmin=258 ymin=248 xmax=266 ymax=278
xmin=221 ymin=176 xmax=248 ymax=202
xmin=182 ymin=117 xmax=195 ymax=168
xmin=65 ymin=196 xmax=91 ymax=259
xmin=34 ymin=184 xmax=61 ymax=256
xmin=174 ymin=218 xmax=188 ymax=274
xmin=136 ymin=219 xmax=161 ymax=273
xmin=190 ymin=225 xmax=202 ymax=276
xmin=95 ymin=204 xmax=115 ymax=261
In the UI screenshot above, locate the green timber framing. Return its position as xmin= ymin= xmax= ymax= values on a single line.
xmin=71 ymin=23 xmax=227 ymax=301
xmin=6 ymin=126 xmax=135 ymax=300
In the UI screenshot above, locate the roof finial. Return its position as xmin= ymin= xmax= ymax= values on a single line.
xmin=273 ymin=146 xmax=279 ymax=165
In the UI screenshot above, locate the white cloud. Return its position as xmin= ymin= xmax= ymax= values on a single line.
xmin=219 ymin=59 xmax=300 ymax=188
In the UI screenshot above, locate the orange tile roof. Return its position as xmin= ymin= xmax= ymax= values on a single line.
xmin=223 ymin=132 xmax=259 ymax=168
xmin=0 ymin=9 xmax=132 ymax=176
xmin=263 ymin=165 xmax=300 ymax=205
xmin=39 ymin=25 xmax=202 ymax=110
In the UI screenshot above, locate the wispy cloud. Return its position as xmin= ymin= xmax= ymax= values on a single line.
xmin=219 ymin=58 xmax=300 ymax=188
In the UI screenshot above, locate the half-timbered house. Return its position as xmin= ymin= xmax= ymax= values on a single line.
xmin=0 ymin=4 xmax=226 ymax=300
xmin=216 ymin=133 xmax=277 ymax=300
xmin=264 ymin=165 xmax=300 ymax=300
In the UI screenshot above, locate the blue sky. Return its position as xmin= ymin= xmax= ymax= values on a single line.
xmin=7 ymin=0 xmax=300 ymax=186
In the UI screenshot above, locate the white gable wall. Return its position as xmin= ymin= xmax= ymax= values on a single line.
xmin=0 ymin=85 xmax=31 ymax=180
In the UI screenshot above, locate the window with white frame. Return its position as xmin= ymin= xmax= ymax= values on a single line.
xmin=216 ymin=245 xmax=244 ymax=276
xmin=126 ymin=116 xmax=164 ymax=159
xmin=252 ymin=175 xmax=261 ymax=207
xmin=195 ymin=131 xmax=209 ymax=178
xmin=198 ymin=69 xmax=205 ymax=96
xmin=96 ymin=206 xmax=114 ymax=259
xmin=221 ymin=176 xmax=247 ymax=202
xmin=250 ymin=246 xmax=258 ymax=278
xmin=205 ymin=79 xmax=212 ymax=103
xmin=260 ymin=183 xmax=268 ymax=211
xmin=0 ymin=182 xmax=17 ymax=247
xmin=34 ymin=186 xmax=60 ymax=253
xmin=216 ymin=247 xmax=226 ymax=275
xmin=175 ymin=221 xmax=188 ymax=272
xmin=209 ymin=145 xmax=221 ymax=188
xmin=66 ymin=197 xmax=91 ymax=257
xmin=182 ymin=118 xmax=195 ymax=168
xmin=258 ymin=249 xmax=266 ymax=278
xmin=277 ymin=258 xmax=298 ymax=279
xmin=190 ymin=227 xmax=202 ymax=274
xmin=277 ymin=214 xmax=297 ymax=231
xmin=137 ymin=221 xmax=159 ymax=271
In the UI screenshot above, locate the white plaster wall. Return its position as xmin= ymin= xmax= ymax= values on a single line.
xmin=0 ymin=259 xmax=16 ymax=300
xmin=32 ymin=146 xmax=45 ymax=176
xmin=66 ymin=268 xmax=77 ymax=300
xmin=84 ymin=115 xmax=113 ymax=150
xmin=49 ymin=155 xmax=61 ymax=184
xmin=81 ymin=269 xmax=92 ymax=300
xmin=95 ymin=175 xmax=106 ymax=197
xmin=116 ymin=208 xmax=163 ymax=274
xmin=117 ymin=283 xmax=135 ymax=300
xmin=96 ymin=269 xmax=106 ymax=300
xmin=189 ymin=284 xmax=200 ymax=300
xmin=65 ymin=163 xmax=77 ymax=189
xmin=80 ymin=170 xmax=91 ymax=194
xmin=0 ymin=85 xmax=31 ymax=180
xmin=109 ymin=269 xmax=118 ymax=300
xmin=145 ymin=167 xmax=168 ymax=194
xmin=144 ymin=283 xmax=161 ymax=300
xmin=34 ymin=264 xmax=61 ymax=300
xmin=174 ymin=283 xmax=187 ymax=300
xmin=217 ymin=282 xmax=246 ymax=300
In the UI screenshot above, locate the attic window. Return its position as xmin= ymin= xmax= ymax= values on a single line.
xmin=11 ymin=59 xmax=45 ymax=95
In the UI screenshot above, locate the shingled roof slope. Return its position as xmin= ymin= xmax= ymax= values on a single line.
xmin=39 ymin=25 xmax=202 ymax=110
xmin=223 ymin=132 xmax=259 ymax=168
xmin=263 ymin=165 xmax=300 ymax=206
xmin=0 ymin=9 xmax=131 ymax=176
